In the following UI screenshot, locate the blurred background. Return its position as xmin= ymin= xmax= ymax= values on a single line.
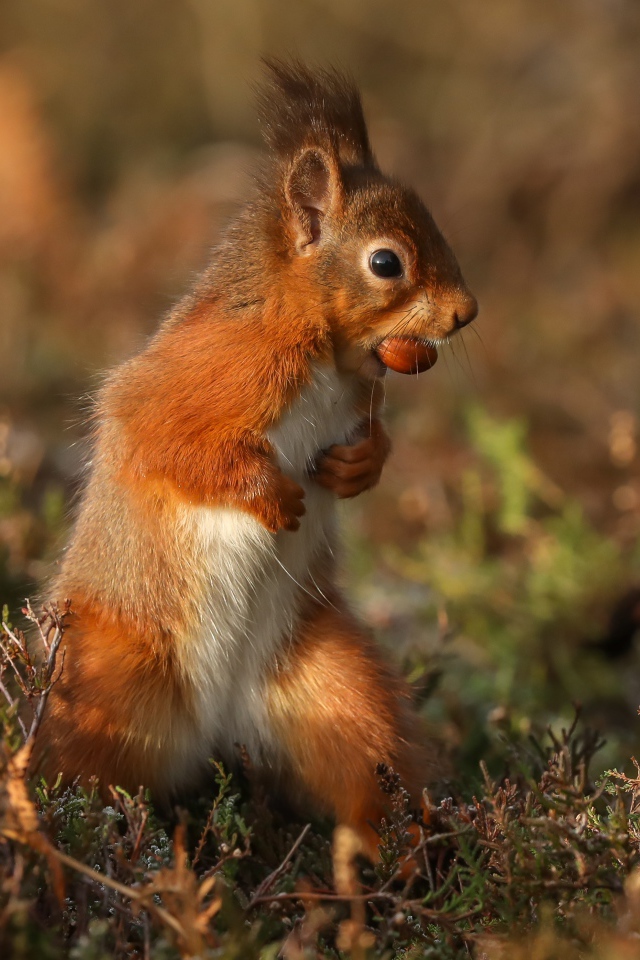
xmin=1 ymin=0 xmax=639 ymax=781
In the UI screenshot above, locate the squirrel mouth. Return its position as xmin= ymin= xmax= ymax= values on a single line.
xmin=374 ymin=337 xmax=439 ymax=375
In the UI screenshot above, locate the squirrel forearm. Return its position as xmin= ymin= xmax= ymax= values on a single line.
xmin=117 ymin=428 xmax=304 ymax=532
xmin=99 ymin=306 xmax=318 ymax=528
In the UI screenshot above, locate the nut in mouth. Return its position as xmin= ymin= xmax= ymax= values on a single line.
xmin=374 ymin=337 xmax=439 ymax=375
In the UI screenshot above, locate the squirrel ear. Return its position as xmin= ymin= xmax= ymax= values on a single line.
xmin=285 ymin=148 xmax=341 ymax=254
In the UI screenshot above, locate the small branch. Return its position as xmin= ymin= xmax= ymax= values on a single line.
xmin=131 ymin=808 xmax=150 ymax=865
xmin=0 ymin=676 xmax=15 ymax=709
xmin=248 ymin=889 xmax=397 ymax=907
xmin=0 ymin=677 xmax=28 ymax=739
xmin=25 ymin=629 xmax=65 ymax=746
xmin=50 ymin=847 xmax=186 ymax=940
xmin=247 ymin=887 xmax=483 ymax=925
xmin=0 ymin=630 xmax=30 ymax=697
xmin=248 ymin=823 xmax=311 ymax=908
xmin=191 ymin=801 xmax=217 ymax=870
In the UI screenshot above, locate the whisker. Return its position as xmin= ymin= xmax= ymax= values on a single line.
xmin=343 ymin=302 xmax=419 ymax=387
xmin=368 ymin=377 xmax=376 ymax=435
xmin=468 ymin=323 xmax=489 ymax=357
xmin=458 ymin=330 xmax=478 ymax=387
xmin=440 ymin=335 xmax=454 ymax=384
xmin=447 ymin=337 xmax=463 ymax=389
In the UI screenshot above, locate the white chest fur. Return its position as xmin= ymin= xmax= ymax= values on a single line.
xmin=175 ymin=362 xmax=365 ymax=776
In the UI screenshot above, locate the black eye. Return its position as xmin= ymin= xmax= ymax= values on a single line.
xmin=369 ymin=249 xmax=403 ymax=278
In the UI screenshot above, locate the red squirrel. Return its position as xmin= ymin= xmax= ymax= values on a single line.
xmin=35 ymin=62 xmax=477 ymax=858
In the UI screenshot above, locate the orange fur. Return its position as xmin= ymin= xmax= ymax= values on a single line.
xmin=106 ymin=295 xmax=332 ymax=530
xmin=34 ymin=598 xmax=192 ymax=795
xmin=266 ymin=598 xmax=429 ymax=859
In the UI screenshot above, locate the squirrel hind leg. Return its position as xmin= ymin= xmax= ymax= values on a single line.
xmin=265 ymin=601 xmax=432 ymax=860
xmin=31 ymin=599 xmax=195 ymax=801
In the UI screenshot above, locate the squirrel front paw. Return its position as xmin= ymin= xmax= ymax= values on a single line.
xmin=313 ymin=419 xmax=391 ymax=499
xmin=255 ymin=473 xmax=306 ymax=533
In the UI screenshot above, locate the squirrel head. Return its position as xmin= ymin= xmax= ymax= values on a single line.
xmin=255 ymin=61 xmax=477 ymax=370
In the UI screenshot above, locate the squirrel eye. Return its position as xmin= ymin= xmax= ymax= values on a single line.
xmin=369 ymin=249 xmax=403 ymax=278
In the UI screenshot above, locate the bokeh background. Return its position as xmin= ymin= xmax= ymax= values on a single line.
xmin=1 ymin=0 xmax=639 ymax=781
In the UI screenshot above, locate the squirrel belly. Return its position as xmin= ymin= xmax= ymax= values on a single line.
xmin=174 ymin=360 xmax=364 ymax=775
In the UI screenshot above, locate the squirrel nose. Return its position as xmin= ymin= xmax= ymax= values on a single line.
xmin=453 ymin=292 xmax=478 ymax=329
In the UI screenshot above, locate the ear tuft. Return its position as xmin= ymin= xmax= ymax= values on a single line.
xmin=258 ymin=59 xmax=375 ymax=168
xmin=285 ymin=148 xmax=340 ymax=253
